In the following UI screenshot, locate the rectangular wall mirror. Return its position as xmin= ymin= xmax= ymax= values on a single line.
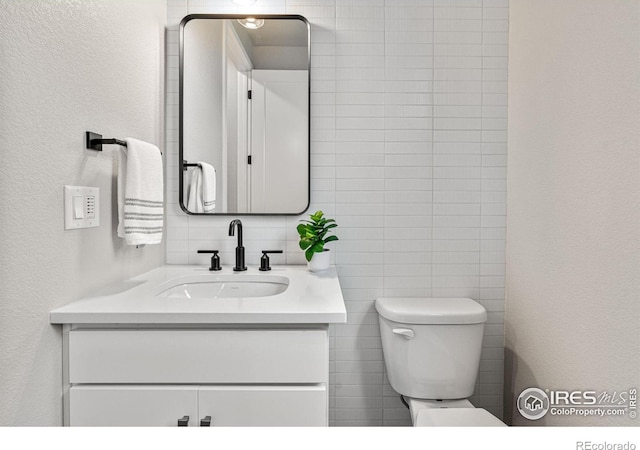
xmin=179 ymin=14 xmax=310 ymax=215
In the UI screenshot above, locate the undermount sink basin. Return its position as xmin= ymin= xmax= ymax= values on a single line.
xmin=156 ymin=274 xmax=289 ymax=299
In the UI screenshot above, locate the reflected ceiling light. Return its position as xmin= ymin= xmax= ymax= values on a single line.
xmin=232 ymin=0 xmax=257 ymax=6
xmin=237 ymin=17 xmax=264 ymax=29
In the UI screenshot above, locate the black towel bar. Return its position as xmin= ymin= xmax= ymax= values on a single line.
xmin=182 ymin=160 xmax=216 ymax=172
xmin=85 ymin=131 xmax=162 ymax=154
xmin=182 ymin=160 xmax=200 ymax=171
xmin=86 ymin=131 xmax=126 ymax=151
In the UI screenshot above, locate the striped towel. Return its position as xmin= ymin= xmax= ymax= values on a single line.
xmin=117 ymin=138 xmax=163 ymax=245
xmin=187 ymin=161 xmax=216 ymax=213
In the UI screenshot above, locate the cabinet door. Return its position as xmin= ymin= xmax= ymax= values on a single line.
xmin=198 ymin=386 xmax=327 ymax=426
xmin=70 ymin=386 xmax=198 ymax=427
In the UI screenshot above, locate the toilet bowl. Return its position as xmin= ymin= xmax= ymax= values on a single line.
xmin=415 ymin=406 xmax=506 ymax=427
xmin=408 ymin=398 xmax=506 ymax=427
xmin=375 ymin=297 xmax=506 ymax=427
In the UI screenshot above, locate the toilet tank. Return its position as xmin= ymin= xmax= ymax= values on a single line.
xmin=375 ymin=298 xmax=487 ymax=400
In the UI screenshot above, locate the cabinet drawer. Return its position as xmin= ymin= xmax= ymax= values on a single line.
xmin=70 ymin=386 xmax=198 ymax=427
xmin=68 ymin=329 xmax=328 ymax=383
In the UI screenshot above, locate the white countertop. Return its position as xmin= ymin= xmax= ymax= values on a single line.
xmin=50 ymin=265 xmax=347 ymax=325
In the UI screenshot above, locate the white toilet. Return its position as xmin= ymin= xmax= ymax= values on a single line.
xmin=375 ymin=297 xmax=506 ymax=427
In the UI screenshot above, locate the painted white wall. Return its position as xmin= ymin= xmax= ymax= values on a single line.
xmin=506 ymin=0 xmax=640 ymax=426
xmin=0 ymin=0 xmax=166 ymax=425
xmin=252 ymin=46 xmax=308 ymax=70
xmin=183 ymin=19 xmax=225 ymax=211
xmin=167 ymin=0 xmax=508 ymax=425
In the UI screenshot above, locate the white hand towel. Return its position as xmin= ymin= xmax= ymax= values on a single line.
xmin=186 ymin=162 xmax=216 ymax=213
xmin=117 ymin=138 xmax=163 ymax=245
xmin=187 ymin=166 xmax=203 ymax=213
xmin=199 ymin=162 xmax=216 ymax=213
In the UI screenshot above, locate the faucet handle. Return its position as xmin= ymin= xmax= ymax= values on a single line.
xmin=259 ymin=250 xmax=283 ymax=271
xmin=197 ymin=250 xmax=221 ymax=271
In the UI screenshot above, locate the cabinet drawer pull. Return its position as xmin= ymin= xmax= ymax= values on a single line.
xmin=177 ymin=415 xmax=189 ymax=426
xmin=200 ymin=416 xmax=212 ymax=427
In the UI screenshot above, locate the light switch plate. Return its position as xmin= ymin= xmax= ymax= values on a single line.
xmin=64 ymin=185 xmax=100 ymax=230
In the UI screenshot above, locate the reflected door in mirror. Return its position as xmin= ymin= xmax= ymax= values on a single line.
xmin=250 ymin=70 xmax=308 ymax=213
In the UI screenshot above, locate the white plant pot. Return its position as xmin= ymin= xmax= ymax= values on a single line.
xmin=307 ymin=249 xmax=331 ymax=272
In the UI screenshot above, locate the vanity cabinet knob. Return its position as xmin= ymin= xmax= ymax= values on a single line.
xmin=259 ymin=250 xmax=283 ymax=271
xmin=200 ymin=416 xmax=212 ymax=427
xmin=178 ymin=415 xmax=190 ymax=426
xmin=197 ymin=250 xmax=221 ymax=271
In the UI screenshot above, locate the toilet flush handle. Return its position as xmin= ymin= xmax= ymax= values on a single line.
xmin=392 ymin=328 xmax=415 ymax=339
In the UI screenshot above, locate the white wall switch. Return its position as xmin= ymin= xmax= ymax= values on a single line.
xmin=64 ymin=185 xmax=100 ymax=230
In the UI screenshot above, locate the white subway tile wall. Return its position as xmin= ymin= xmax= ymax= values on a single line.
xmin=166 ymin=0 xmax=507 ymax=426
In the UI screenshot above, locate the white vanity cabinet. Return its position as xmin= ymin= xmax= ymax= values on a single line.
xmin=50 ymin=265 xmax=347 ymax=427
xmin=64 ymin=327 xmax=330 ymax=426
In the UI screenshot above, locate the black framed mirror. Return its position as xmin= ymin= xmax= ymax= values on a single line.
xmin=179 ymin=14 xmax=310 ymax=215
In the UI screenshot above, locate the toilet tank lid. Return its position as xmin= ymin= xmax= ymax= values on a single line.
xmin=375 ymin=298 xmax=487 ymax=324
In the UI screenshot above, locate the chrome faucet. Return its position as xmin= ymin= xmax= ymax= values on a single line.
xmin=228 ymin=219 xmax=246 ymax=271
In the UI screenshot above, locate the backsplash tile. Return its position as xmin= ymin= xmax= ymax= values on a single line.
xmin=166 ymin=0 xmax=507 ymax=426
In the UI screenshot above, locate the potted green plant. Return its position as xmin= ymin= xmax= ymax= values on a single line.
xmin=297 ymin=210 xmax=339 ymax=272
